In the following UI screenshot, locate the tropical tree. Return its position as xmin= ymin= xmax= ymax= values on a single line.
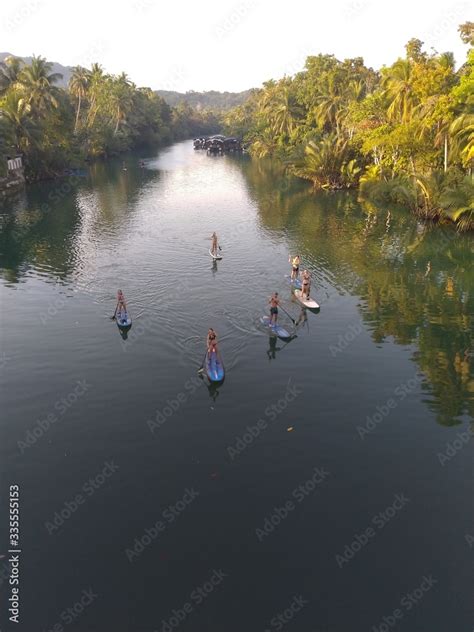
xmin=382 ymin=59 xmax=416 ymax=123
xmin=271 ymin=84 xmax=302 ymax=138
xmin=69 ymin=66 xmax=90 ymax=132
xmin=17 ymin=55 xmax=62 ymax=113
xmin=450 ymin=114 xmax=474 ymax=169
xmin=291 ymin=136 xmax=356 ymax=189
xmin=458 ymin=21 xmax=474 ymax=46
xmin=0 ymin=56 xmax=24 ymax=96
xmin=109 ymin=73 xmax=134 ymax=135
xmin=440 ymin=175 xmax=474 ymax=229
xmin=0 ymin=91 xmax=39 ymax=153
xmin=86 ymin=63 xmax=105 ymax=127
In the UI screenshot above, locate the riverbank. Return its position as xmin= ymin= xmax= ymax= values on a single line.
xmin=222 ymin=33 xmax=474 ymax=232
xmin=0 ymin=172 xmax=25 ymax=197
xmin=0 ymin=55 xmax=221 ymax=184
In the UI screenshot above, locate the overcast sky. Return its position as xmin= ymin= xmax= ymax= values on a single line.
xmin=0 ymin=0 xmax=471 ymax=92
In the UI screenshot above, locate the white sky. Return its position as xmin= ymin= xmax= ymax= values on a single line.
xmin=0 ymin=0 xmax=471 ymax=92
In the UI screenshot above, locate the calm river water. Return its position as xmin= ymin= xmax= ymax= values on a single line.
xmin=0 ymin=141 xmax=473 ymax=631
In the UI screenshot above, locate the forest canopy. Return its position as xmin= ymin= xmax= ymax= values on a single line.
xmin=0 ymin=57 xmax=220 ymax=179
xmin=223 ymin=23 xmax=474 ymax=230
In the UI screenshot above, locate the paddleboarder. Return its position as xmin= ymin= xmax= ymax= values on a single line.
xmin=210 ymin=232 xmax=218 ymax=256
xmin=116 ymin=289 xmax=127 ymax=314
xmin=289 ymin=254 xmax=300 ymax=281
xmin=207 ymin=328 xmax=218 ymax=353
xmin=301 ymin=270 xmax=311 ymax=300
xmin=269 ymin=292 xmax=280 ymax=325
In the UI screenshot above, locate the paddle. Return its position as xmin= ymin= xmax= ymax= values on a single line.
xmin=279 ymin=304 xmax=296 ymax=325
xmin=110 ymin=302 xmax=118 ymax=320
xmin=197 ymin=349 xmax=208 ymax=373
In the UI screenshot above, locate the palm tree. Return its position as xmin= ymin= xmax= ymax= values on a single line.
xmin=109 ymin=74 xmax=134 ymax=135
xmin=271 ymin=85 xmax=302 ymax=137
xmin=69 ymin=66 xmax=90 ymax=132
xmin=450 ymin=113 xmax=474 ymax=171
xmin=18 ymin=55 xmax=63 ymax=113
xmin=0 ymin=91 xmax=39 ymax=153
xmin=440 ymin=176 xmax=474 ymax=230
xmin=414 ymin=95 xmax=452 ymax=172
xmin=0 ymin=56 xmax=24 ymax=96
xmin=292 ymin=135 xmax=352 ymax=189
xmin=314 ymin=78 xmax=344 ymax=133
xmin=382 ymin=59 xmax=416 ymax=123
xmin=250 ymin=128 xmax=279 ymax=158
xmin=86 ymin=63 xmax=105 ymax=127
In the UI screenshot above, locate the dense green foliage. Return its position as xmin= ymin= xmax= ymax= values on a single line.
xmin=0 ymin=56 xmax=220 ymax=179
xmin=224 ymin=24 xmax=474 ymax=230
xmin=156 ymin=89 xmax=253 ymax=110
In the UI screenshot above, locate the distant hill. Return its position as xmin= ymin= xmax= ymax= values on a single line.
xmin=0 ymin=53 xmax=252 ymax=109
xmin=0 ymin=52 xmax=72 ymax=87
xmin=156 ymin=89 xmax=253 ymax=110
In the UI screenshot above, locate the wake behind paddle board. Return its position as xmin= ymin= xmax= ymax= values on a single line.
xmin=294 ymin=289 xmax=319 ymax=310
xmin=205 ymin=349 xmax=225 ymax=382
xmin=260 ymin=316 xmax=291 ymax=340
xmin=116 ymin=310 xmax=132 ymax=328
xmin=209 ymin=249 xmax=222 ymax=260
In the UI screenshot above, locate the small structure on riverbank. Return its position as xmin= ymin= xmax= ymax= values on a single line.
xmin=193 ymin=135 xmax=243 ymax=154
xmin=0 ymin=156 xmax=25 ymax=198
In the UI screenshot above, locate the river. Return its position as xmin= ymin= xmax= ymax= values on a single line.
xmin=0 ymin=140 xmax=473 ymax=631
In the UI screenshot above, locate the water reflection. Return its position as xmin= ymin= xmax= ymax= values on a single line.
xmin=237 ymin=157 xmax=474 ymax=426
xmin=0 ymin=145 xmax=472 ymax=427
xmin=266 ymin=335 xmax=298 ymax=361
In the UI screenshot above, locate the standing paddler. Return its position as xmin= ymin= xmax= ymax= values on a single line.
xmin=301 ymin=270 xmax=311 ymax=300
xmin=207 ymin=328 xmax=218 ymax=354
xmin=289 ymin=254 xmax=300 ymax=281
xmin=268 ymin=292 xmax=280 ymax=325
xmin=114 ymin=289 xmax=127 ymax=314
xmin=210 ymin=232 xmax=218 ymax=256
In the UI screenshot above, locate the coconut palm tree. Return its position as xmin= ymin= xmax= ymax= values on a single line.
xmin=414 ymin=95 xmax=452 ymax=172
xmin=314 ymin=78 xmax=344 ymax=133
xmin=69 ymin=66 xmax=90 ymax=132
xmin=18 ymin=55 xmax=62 ymax=113
xmin=0 ymin=91 xmax=39 ymax=153
xmin=250 ymin=128 xmax=279 ymax=158
xmin=271 ymin=85 xmax=302 ymax=138
xmin=450 ymin=113 xmax=474 ymax=170
xmin=382 ymin=59 xmax=417 ymax=123
xmin=86 ymin=63 xmax=105 ymax=127
xmin=0 ymin=56 xmax=24 ymax=96
xmin=109 ymin=74 xmax=134 ymax=135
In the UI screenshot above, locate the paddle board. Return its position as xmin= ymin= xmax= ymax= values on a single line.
xmin=260 ymin=316 xmax=291 ymax=339
xmin=205 ymin=349 xmax=225 ymax=382
xmin=209 ymin=249 xmax=223 ymax=260
xmin=116 ymin=309 xmax=132 ymax=328
xmin=293 ymin=289 xmax=319 ymax=310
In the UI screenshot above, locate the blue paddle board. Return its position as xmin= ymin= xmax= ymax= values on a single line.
xmin=260 ymin=316 xmax=291 ymax=339
xmin=205 ymin=349 xmax=225 ymax=382
xmin=116 ymin=310 xmax=132 ymax=328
